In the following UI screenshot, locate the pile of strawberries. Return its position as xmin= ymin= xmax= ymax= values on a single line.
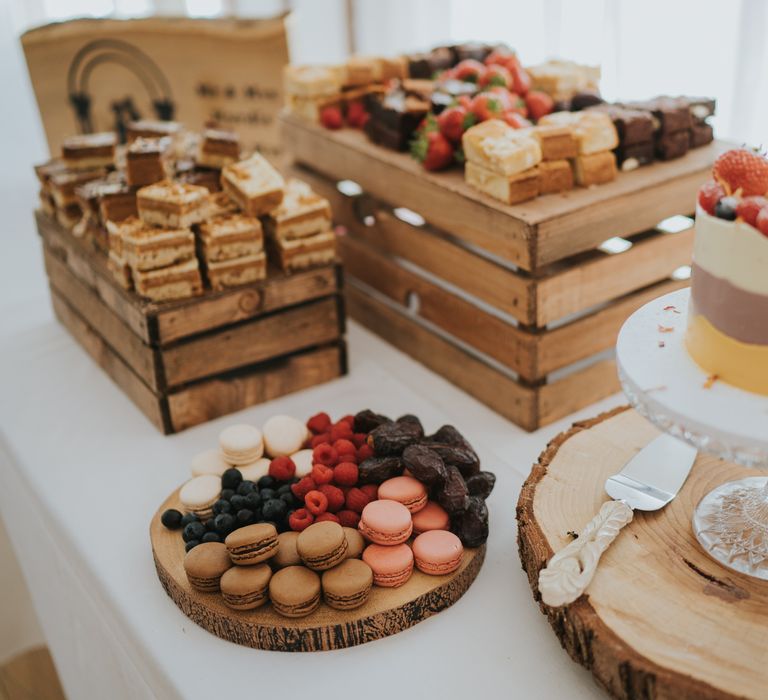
xmin=411 ymin=48 xmax=555 ymax=171
xmin=697 ymin=148 xmax=768 ymax=236
xmin=286 ymin=412 xmax=379 ymax=532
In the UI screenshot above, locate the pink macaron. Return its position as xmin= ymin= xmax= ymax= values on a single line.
xmin=377 ymin=476 xmax=428 ymax=513
xmin=358 ymin=499 xmax=413 ymax=545
xmin=363 ymin=543 xmax=414 ymax=587
xmin=412 ymin=530 xmax=464 ymax=576
xmin=411 ymin=501 xmax=451 ymax=535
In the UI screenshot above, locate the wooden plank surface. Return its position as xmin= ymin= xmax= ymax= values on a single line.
xmin=282 ymin=113 xmax=724 ymax=270
xmin=166 ymin=343 xmax=346 ymax=433
xmin=161 ymin=296 xmax=343 ymax=387
xmin=50 ymin=291 xmax=167 ymax=432
xmin=44 ymin=247 xmax=161 ymax=390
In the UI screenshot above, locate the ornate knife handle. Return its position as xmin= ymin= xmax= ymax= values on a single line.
xmin=538 ymin=500 xmax=634 ymax=607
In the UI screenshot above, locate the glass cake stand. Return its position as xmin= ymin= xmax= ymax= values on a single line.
xmin=616 ymin=288 xmax=768 ymax=579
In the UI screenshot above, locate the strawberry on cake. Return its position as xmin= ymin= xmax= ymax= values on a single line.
xmin=688 ymin=147 xmax=768 ymax=394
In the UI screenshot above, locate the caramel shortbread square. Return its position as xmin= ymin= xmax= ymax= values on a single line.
xmin=137 ymin=180 xmax=211 ymax=228
xmin=221 ymin=154 xmax=284 ymax=217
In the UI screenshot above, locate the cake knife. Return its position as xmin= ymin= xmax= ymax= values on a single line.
xmin=538 ymin=434 xmax=697 ymax=607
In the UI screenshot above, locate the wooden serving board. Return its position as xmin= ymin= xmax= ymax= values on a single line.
xmin=151 ymin=489 xmax=485 ymax=651
xmin=517 ymin=407 xmax=768 ymax=700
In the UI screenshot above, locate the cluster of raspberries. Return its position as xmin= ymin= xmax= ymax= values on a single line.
xmin=286 ymin=412 xmax=377 ymax=532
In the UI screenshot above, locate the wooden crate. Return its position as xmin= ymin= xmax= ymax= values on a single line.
xmin=282 ymin=114 xmax=719 ymax=430
xmin=37 ymin=211 xmax=346 ymax=433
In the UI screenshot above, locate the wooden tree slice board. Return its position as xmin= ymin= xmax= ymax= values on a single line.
xmin=151 ymin=490 xmax=485 ymax=651
xmin=517 ymin=406 xmax=768 ymax=700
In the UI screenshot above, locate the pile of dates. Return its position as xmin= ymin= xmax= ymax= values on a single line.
xmin=353 ymin=410 xmax=494 ymax=547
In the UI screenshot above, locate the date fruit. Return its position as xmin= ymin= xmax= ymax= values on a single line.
xmin=368 ymin=421 xmax=422 ymax=456
xmin=436 ymin=465 xmax=470 ymax=515
xmin=466 ymin=471 xmax=496 ymax=499
xmin=423 ymin=442 xmax=480 ymax=477
xmin=353 ymin=409 xmax=392 ymax=434
xmin=358 ymin=456 xmax=404 ymax=484
xmin=396 ymin=414 xmax=425 ymax=437
xmin=402 ymin=444 xmax=448 ymax=488
xmin=452 ymin=496 xmax=489 ymax=547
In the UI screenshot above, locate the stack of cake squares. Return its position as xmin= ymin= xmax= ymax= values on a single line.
xmin=539 ymin=111 xmax=619 ymax=186
xmin=263 ymin=178 xmax=336 ymax=272
xmin=585 ymin=104 xmax=656 ymax=171
xmin=461 ymin=120 xmax=542 ymax=204
xmin=283 ymin=65 xmax=344 ymax=123
xmin=526 ymin=124 xmax=577 ymax=194
xmin=621 ymin=97 xmax=695 ymax=161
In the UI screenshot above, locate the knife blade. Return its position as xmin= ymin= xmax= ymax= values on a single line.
xmin=538 ymin=434 xmax=697 ymax=607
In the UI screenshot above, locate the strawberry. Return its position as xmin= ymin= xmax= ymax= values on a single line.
xmin=712 ymin=148 xmax=768 ymax=196
xmin=697 ymin=180 xmax=725 ymax=216
xmin=437 ymin=106 xmax=476 ymax=143
xmin=320 ymin=105 xmax=343 ymax=130
xmin=756 ymin=207 xmax=768 ymax=237
xmin=525 ymin=90 xmax=554 ymax=121
xmin=735 ymin=195 xmax=768 ymax=227
xmin=508 ymin=60 xmax=531 ymax=96
xmin=346 ymin=101 xmax=369 ymax=128
xmin=502 ymin=111 xmax=532 ymax=129
xmin=479 ymin=64 xmax=512 ymax=89
xmin=470 ymin=93 xmax=505 ymax=122
xmin=410 ymin=117 xmax=455 ymax=171
xmin=484 ymin=47 xmax=516 ymax=67
xmin=452 ymin=59 xmax=486 ymax=84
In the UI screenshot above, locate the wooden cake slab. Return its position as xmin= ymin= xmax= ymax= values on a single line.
xmin=151 ymin=490 xmax=485 ymax=651
xmin=517 ymin=406 xmax=768 ymax=700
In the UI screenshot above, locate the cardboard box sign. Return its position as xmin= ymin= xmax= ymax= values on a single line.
xmin=21 ymin=15 xmax=289 ymax=158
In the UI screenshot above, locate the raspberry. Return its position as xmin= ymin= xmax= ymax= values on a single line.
xmin=320 ymin=105 xmax=343 ymax=130
xmin=311 ymin=462 xmax=334 ymax=485
xmin=351 ymin=433 xmax=367 ymax=448
xmin=334 ymin=461 xmax=359 ymax=486
xmin=345 ymin=487 xmax=370 ymax=514
xmin=756 ymin=207 xmax=768 ymax=237
xmin=313 ymin=444 xmax=338 ymax=467
xmin=306 ymin=412 xmax=331 ymax=434
xmin=698 ymin=180 xmax=725 ymax=216
xmin=339 ymin=414 xmax=355 ymax=428
xmin=333 ymin=439 xmax=356 ymax=457
xmin=330 ymin=422 xmax=354 ymax=442
xmin=357 ymin=444 xmax=374 ymax=461
xmin=315 ymin=512 xmax=341 ymax=524
xmin=268 ymin=456 xmax=296 ymax=481
xmin=346 ymin=102 xmax=369 ymax=129
xmin=359 ymin=484 xmax=378 ymax=501
xmin=713 ymin=148 xmax=768 ymax=196
xmin=288 ymin=508 xmax=314 ymax=531
xmin=337 ymin=510 xmax=360 ymax=528
xmin=318 ymin=484 xmax=346 ymax=513
xmin=291 ymin=475 xmax=317 ymax=500
xmin=310 ymin=433 xmax=332 ymax=449
xmin=736 ymin=196 xmax=768 ymax=227
xmin=305 ymin=490 xmax=329 ymax=516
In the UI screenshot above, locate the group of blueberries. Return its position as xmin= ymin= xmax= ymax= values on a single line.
xmin=161 ymin=468 xmax=300 ymax=552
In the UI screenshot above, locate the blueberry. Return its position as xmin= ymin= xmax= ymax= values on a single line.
xmin=280 ymin=492 xmax=296 ymax=507
xmin=230 ymin=494 xmax=248 ymax=511
xmin=205 ymin=519 xmax=218 ymax=532
xmin=221 ymin=468 xmax=243 ymax=490
xmin=185 ymin=540 xmax=200 ymax=552
xmin=290 ymin=476 xmax=300 ymax=484
xmin=714 ymin=196 xmax=738 ymax=220
xmin=183 ymin=521 xmax=205 ymax=542
xmin=277 ymin=484 xmax=292 ymax=496
xmin=262 ymin=498 xmax=287 ymax=521
xmin=214 ymin=512 xmax=236 ymax=536
xmin=260 ymin=488 xmax=276 ymax=501
xmin=237 ymin=480 xmax=256 ymax=496
xmin=257 ymin=475 xmax=276 ymax=489
xmin=180 ymin=512 xmax=199 ymax=528
xmin=245 ymin=492 xmax=262 ymax=510
xmin=212 ymin=499 xmax=232 ymax=516
xmin=236 ymin=509 xmax=255 ymax=526
xmin=220 ymin=488 xmax=235 ymax=501
xmin=201 ymin=532 xmax=222 ymax=543
xmin=161 ymin=509 xmax=183 ymax=529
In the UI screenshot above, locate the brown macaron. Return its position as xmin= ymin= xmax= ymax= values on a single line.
xmin=269 ymin=566 xmax=321 ymax=618
xmin=297 ymin=521 xmax=348 ymax=571
xmin=183 ymin=542 xmax=232 ymax=592
xmin=272 ymin=531 xmax=301 ymax=569
xmin=343 ymin=527 xmax=365 ymax=560
xmin=225 ymin=523 xmax=278 ymax=565
xmin=322 ymin=559 xmax=373 ymax=610
xmin=220 ymin=563 xmax=272 ymax=610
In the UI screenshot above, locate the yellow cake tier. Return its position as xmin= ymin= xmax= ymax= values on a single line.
xmin=686 ymin=314 xmax=768 ymax=395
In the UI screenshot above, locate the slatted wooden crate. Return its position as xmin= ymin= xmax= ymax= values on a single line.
xmin=37 ymin=211 xmax=347 ymax=433
xmin=282 ymin=113 xmax=722 ymax=430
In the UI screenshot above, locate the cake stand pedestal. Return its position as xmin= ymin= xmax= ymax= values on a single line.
xmin=617 ymin=288 xmax=768 ymax=579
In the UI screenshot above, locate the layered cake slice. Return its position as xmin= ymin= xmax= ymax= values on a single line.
xmin=221 ymin=154 xmax=285 ymax=217
xmin=137 ymin=180 xmax=211 ymax=227
xmin=264 ymin=178 xmax=332 ymax=241
xmin=62 ymin=132 xmax=116 ymax=170
xmin=198 ymin=213 xmax=263 ymax=262
xmin=688 ymin=148 xmax=768 ymax=394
